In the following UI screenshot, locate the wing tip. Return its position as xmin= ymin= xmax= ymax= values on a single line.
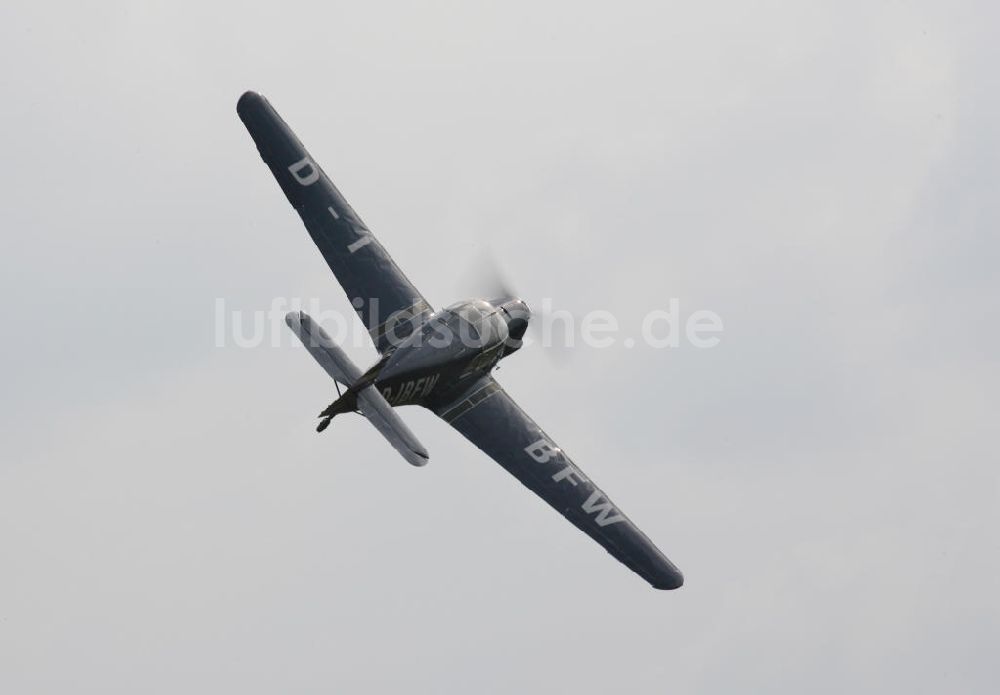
xmin=652 ymin=570 xmax=685 ymax=590
xmin=237 ymin=90 xmax=266 ymax=116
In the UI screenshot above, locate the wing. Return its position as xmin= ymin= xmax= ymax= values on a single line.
xmin=238 ymin=91 xmax=431 ymax=353
xmin=436 ymin=378 xmax=684 ymax=590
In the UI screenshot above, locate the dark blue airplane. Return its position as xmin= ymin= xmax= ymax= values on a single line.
xmin=238 ymin=91 xmax=683 ymax=590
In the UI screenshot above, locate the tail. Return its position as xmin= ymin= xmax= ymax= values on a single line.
xmin=285 ymin=312 xmax=429 ymax=467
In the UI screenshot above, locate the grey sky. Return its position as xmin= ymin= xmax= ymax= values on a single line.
xmin=1 ymin=1 xmax=997 ymax=692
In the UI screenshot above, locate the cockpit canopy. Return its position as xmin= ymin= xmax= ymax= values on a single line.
xmin=443 ymin=300 xmax=509 ymax=345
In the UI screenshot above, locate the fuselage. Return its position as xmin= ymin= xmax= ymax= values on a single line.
xmin=376 ymin=298 xmax=528 ymax=409
xmin=324 ymin=298 xmax=529 ymax=417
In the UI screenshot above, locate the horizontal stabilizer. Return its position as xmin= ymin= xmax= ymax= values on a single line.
xmin=285 ymin=312 xmax=429 ymax=467
xmin=284 ymin=311 xmax=362 ymax=387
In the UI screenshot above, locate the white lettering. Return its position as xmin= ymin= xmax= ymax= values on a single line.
xmin=539 ymin=298 xmax=575 ymax=348
xmin=347 ymin=234 xmax=372 ymax=253
xmin=581 ymin=491 xmax=626 ymax=527
xmin=288 ymin=157 xmax=320 ymax=186
xmin=641 ymin=298 xmax=680 ymax=348
xmin=686 ymin=310 xmax=724 ymax=348
xmin=525 ymin=438 xmax=561 ymax=463
xmin=400 ymin=381 xmax=415 ymax=401
xmin=552 ymin=466 xmax=586 ymax=486
xmin=581 ymin=310 xmax=618 ymax=348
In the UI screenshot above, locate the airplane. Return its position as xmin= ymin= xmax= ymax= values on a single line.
xmin=237 ymin=91 xmax=684 ymax=590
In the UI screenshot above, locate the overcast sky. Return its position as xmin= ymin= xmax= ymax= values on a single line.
xmin=1 ymin=1 xmax=997 ymax=692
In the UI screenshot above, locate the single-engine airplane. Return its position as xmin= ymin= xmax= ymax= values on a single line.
xmin=237 ymin=91 xmax=683 ymax=590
